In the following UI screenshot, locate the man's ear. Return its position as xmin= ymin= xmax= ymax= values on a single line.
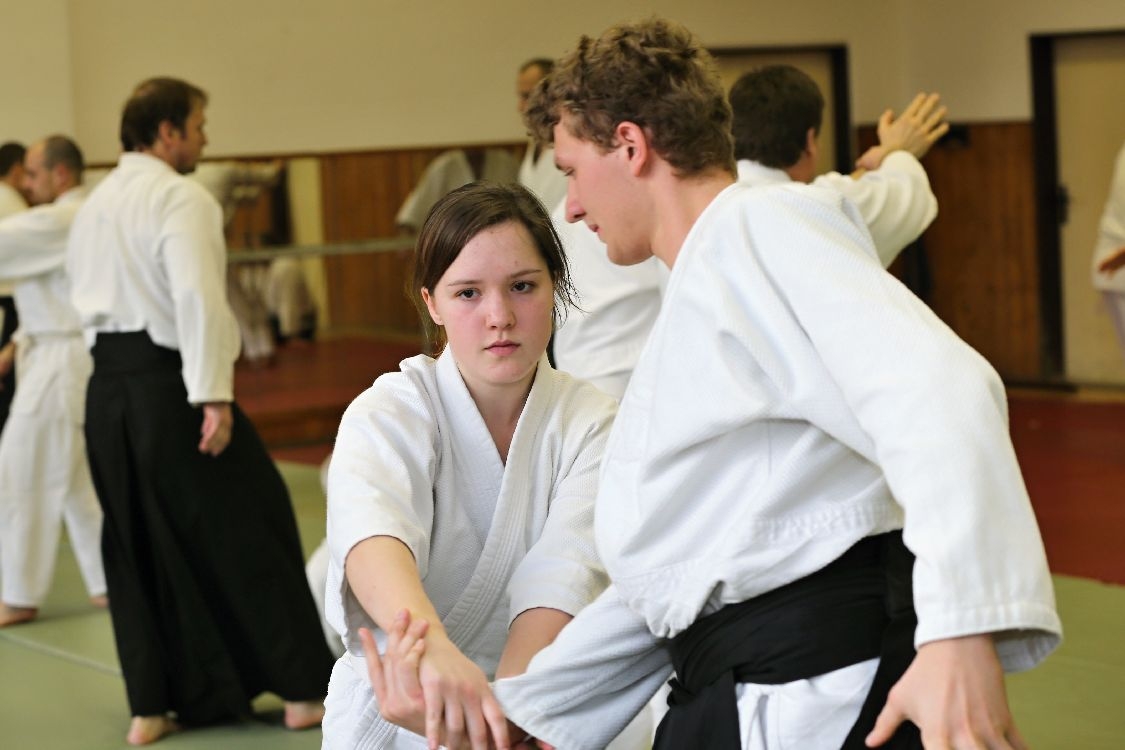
xmin=420 ymin=287 xmax=443 ymax=326
xmin=805 ymin=127 xmax=818 ymax=156
xmin=614 ymin=121 xmax=651 ymax=176
xmin=157 ymin=120 xmax=179 ymax=145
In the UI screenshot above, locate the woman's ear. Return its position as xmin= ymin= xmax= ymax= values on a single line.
xmin=421 ymin=287 xmax=443 ymax=326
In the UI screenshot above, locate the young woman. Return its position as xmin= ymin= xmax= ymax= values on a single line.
xmin=320 ymin=182 xmax=628 ymax=750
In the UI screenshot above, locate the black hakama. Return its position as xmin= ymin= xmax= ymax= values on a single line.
xmin=84 ymin=331 xmax=334 ymax=725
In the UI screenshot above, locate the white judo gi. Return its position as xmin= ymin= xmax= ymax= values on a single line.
xmin=396 ymin=149 xmax=520 ymax=232
xmin=0 ymin=187 xmax=105 ymax=607
xmin=322 ymin=351 xmax=616 ymax=749
xmin=494 ymin=183 xmax=1061 ymax=750
xmin=551 ymin=153 xmax=935 ymax=402
xmin=518 ymin=143 xmax=567 ymax=212
xmin=1092 ymin=142 xmax=1125 ymax=357
xmin=737 ymin=150 xmax=937 ymax=266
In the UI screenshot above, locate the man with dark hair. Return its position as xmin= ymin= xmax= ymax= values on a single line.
xmin=0 ymin=142 xmax=28 ymax=213
xmin=67 ymin=76 xmax=333 ymax=746
xmin=0 ymin=135 xmax=106 ymax=629
xmin=480 ymin=17 xmax=1060 ymax=750
xmin=729 ymin=64 xmax=824 ymax=171
xmin=516 ymin=58 xmax=566 ymax=209
xmin=730 ymin=65 xmax=947 ymax=266
xmin=0 ymin=141 xmax=28 ymax=427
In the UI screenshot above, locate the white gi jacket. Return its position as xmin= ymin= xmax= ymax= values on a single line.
xmin=0 ymin=186 xmax=104 ymax=606
xmin=495 ymin=183 xmax=1061 ymax=749
xmin=1092 ymin=143 xmax=1125 ymax=293
xmin=322 ymin=351 xmax=615 ymax=749
xmin=0 ymin=186 xmax=89 ymax=399
xmin=553 ymin=153 xmax=933 ymax=401
xmin=518 ymin=143 xmax=567 ymax=211
xmin=738 ymin=150 xmax=937 ymax=267
xmin=395 ymin=149 xmax=520 ymax=231
xmin=551 ymin=199 xmax=667 ymax=400
xmin=67 ymin=152 xmax=240 ymax=403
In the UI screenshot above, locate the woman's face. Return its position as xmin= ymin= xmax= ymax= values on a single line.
xmin=422 ymin=220 xmax=554 ymax=398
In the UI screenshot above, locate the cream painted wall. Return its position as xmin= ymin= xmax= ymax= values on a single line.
xmin=63 ymin=0 xmax=906 ymax=162
xmin=0 ymin=0 xmax=74 ymax=143
xmin=901 ymin=0 xmax=1125 ymax=122
xmin=7 ymin=1 xmax=1125 ymax=160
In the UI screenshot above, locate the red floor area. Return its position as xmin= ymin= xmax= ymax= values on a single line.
xmin=1009 ymin=394 xmax=1125 ymax=586
xmin=245 ymin=338 xmax=1125 ymax=586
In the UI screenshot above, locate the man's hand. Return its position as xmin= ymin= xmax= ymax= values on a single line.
xmin=1097 ymin=246 xmax=1125 ymax=277
xmin=198 ymin=402 xmax=233 ymax=455
xmin=866 ymin=634 xmax=1028 ymax=750
xmin=856 ymin=92 xmax=950 ymax=172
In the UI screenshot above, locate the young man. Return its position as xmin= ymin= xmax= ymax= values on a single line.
xmin=66 ymin=77 xmax=333 ymax=746
xmin=0 ymin=135 xmax=106 ymax=628
xmin=482 ymin=18 xmax=1061 ymax=750
xmin=730 ymin=64 xmax=945 ymax=265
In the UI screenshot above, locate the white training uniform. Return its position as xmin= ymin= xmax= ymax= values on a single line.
xmin=518 ymin=143 xmax=567 ymax=212
xmin=191 ymin=160 xmax=284 ymax=363
xmin=395 ymin=149 xmax=520 ymax=231
xmin=322 ymin=351 xmax=616 ymax=749
xmin=738 ymin=150 xmax=937 ymax=267
xmin=0 ymin=187 xmax=105 ymax=607
xmin=494 ymin=182 xmax=1062 ymax=750
xmin=1092 ymin=143 xmax=1125 ymax=353
xmin=552 ymin=153 xmax=934 ymax=402
xmin=67 ymin=152 xmax=240 ymax=404
xmin=551 ymin=199 xmax=667 ymax=401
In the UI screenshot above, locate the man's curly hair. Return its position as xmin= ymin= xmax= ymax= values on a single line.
xmin=524 ymin=17 xmax=735 ymax=177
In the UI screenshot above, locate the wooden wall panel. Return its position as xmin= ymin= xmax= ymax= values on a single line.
xmin=318 ymin=144 xmax=524 ymax=336
xmin=857 ymin=122 xmax=1043 ymax=382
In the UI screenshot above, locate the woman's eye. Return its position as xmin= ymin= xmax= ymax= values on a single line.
xmin=512 ymin=281 xmax=535 ymax=293
xmin=456 ymin=289 xmax=478 ymax=300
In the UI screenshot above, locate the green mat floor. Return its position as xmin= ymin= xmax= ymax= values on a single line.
xmin=1 ymin=461 xmax=1122 ymax=748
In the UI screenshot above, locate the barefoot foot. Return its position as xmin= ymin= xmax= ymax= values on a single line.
xmin=283 ymin=700 xmax=325 ymax=730
xmin=126 ymin=715 xmax=179 ymax=745
xmin=0 ymin=604 xmax=37 ymax=627
xmin=90 ymin=594 xmax=109 ymax=609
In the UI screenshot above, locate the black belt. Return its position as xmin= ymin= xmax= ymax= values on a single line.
xmin=91 ymin=331 xmax=182 ymax=374
xmin=653 ymin=531 xmax=921 ymax=749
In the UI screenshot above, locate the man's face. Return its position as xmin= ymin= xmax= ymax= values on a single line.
xmin=553 ymin=115 xmax=651 ymax=266
xmin=516 ymin=65 xmax=546 ymax=116
xmin=21 ymin=143 xmax=56 ymax=206
xmin=167 ymin=101 xmax=208 ymax=174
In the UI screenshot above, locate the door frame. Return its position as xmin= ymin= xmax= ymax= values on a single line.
xmin=1030 ymin=29 xmax=1125 ymax=381
xmin=710 ymin=44 xmax=852 ymax=175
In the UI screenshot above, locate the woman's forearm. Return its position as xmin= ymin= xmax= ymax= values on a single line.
xmin=345 ymin=535 xmax=446 ymax=635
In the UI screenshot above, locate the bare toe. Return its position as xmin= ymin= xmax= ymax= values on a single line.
xmin=284 ymin=700 xmax=325 ymax=730
xmin=126 ymin=715 xmax=179 ymax=745
xmin=0 ymin=604 xmax=38 ymax=628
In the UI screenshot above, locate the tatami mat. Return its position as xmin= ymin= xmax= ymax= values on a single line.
xmin=2 ymin=461 xmax=1122 ymax=749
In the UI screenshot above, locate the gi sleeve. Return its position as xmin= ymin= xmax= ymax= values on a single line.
xmin=155 ymin=184 xmax=239 ymax=403
xmin=506 ymin=385 xmax=614 ymax=622
xmin=747 ymin=185 xmax=1061 ymax=671
xmin=325 ymin=375 xmax=440 ymax=639
xmin=1094 ymin=145 xmax=1125 ymax=267
xmin=813 ymin=151 xmax=937 ymax=268
xmin=0 ymin=204 xmax=70 ymax=279
xmin=494 ymin=583 xmax=672 ymax=750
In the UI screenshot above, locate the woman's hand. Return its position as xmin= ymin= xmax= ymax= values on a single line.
xmin=362 ymin=610 xmax=511 ymax=750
